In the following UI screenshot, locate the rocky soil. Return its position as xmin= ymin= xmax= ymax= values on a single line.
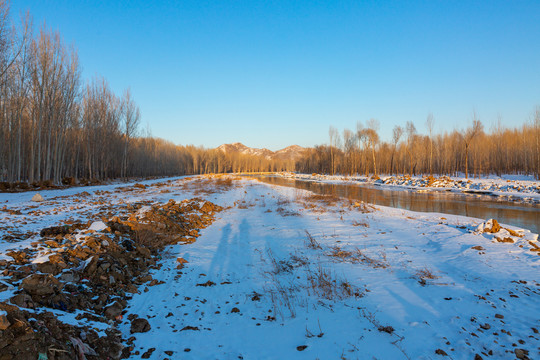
xmin=0 ymin=194 xmax=222 ymax=359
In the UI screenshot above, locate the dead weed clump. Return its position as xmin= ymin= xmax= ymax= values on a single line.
xmin=415 ymin=267 xmax=439 ymax=285
xmin=179 ymin=175 xmax=238 ymax=196
xmin=306 ymin=265 xmax=363 ymax=300
xmin=327 ymin=246 xmax=389 ymax=269
xmin=351 ymin=201 xmax=375 ymax=213
xmin=305 ymin=230 xmax=322 ymax=250
xmin=267 ymin=249 xmax=308 ymax=274
xmin=276 ymin=206 xmax=301 ymax=217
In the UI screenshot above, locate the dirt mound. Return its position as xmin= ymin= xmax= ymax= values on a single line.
xmin=0 ymin=198 xmax=223 ymax=359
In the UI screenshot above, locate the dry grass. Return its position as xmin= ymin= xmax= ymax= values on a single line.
xmin=179 ymin=175 xmax=238 ymax=196
xmin=415 ymin=267 xmax=438 ymax=279
xmin=276 ymin=206 xmax=301 ymax=217
xmin=306 ymin=265 xmax=363 ymax=300
xmin=327 ymin=246 xmax=389 ymax=269
xmin=304 ymin=230 xmax=322 ymax=250
xmin=352 ymin=221 xmax=369 ymax=228
xmin=351 ymin=201 xmax=375 ymax=213
xmin=415 ymin=267 xmax=439 ymax=285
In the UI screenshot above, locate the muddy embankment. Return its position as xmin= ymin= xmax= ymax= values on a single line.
xmin=0 ymin=195 xmax=222 ymax=360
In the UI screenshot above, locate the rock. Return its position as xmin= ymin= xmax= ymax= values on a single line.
xmin=514 ymin=348 xmax=529 ymax=360
xmin=9 ymin=293 xmax=34 ymax=308
xmin=31 ymin=193 xmax=44 ymax=202
xmin=126 ymin=284 xmax=139 ymax=294
xmin=480 ymin=323 xmax=491 ymax=330
xmin=196 ymin=280 xmax=216 ymax=287
xmin=141 ymin=347 xmax=155 ymax=359
xmin=435 ymin=349 xmax=448 ymax=356
xmin=137 ymin=247 xmax=152 ymax=259
xmin=495 ymin=313 xmax=504 ymax=319
xmin=0 ymin=310 xmax=10 ymax=330
xmin=6 ymin=250 xmax=28 ymax=264
xmin=475 ymin=219 xmax=501 ymax=234
xmin=296 ymin=345 xmax=307 ymax=351
xmin=231 ymin=307 xmax=240 ymax=313
xmin=44 ymin=240 xmax=61 ymax=248
xmin=130 ymin=318 xmax=151 ymax=333
xmin=104 ymin=301 xmax=124 ymax=320
xmin=20 ymin=274 xmax=63 ymax=296
xmin=139 ymin=275 xmax=152 ymax=283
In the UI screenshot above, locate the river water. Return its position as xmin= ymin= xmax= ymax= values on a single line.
xmin=253 ymin=176 xmax=540 ymax=234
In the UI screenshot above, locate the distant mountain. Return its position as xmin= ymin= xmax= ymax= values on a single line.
xmin=216 ymin=143 xmax=305 ymax=161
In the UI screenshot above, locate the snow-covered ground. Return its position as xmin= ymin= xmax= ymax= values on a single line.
xmin=278 ymin=173 xmax=540 ymax=203
xmin=1 ymin=175 xmax=539 ymax=359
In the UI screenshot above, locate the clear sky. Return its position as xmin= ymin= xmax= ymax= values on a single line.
xmin=11 ymin=0 xmax=540 ymax=150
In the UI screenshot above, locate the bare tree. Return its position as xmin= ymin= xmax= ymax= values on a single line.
xmin=405 ymin=121 xmax=416 ymax=176
xmin=390 ymin=125 xmax=403 ymax=175
xmin=121 ymin=88 xmax=140 ymax=178
xmin=329 ymin=126 xmax=338 ymax=175
xmin=535 ymin=107 xmax=540 ymax=180
xmin=342 ymin=128 xmax=356 ymax=175
xmin=463 ymin=114 xmax=483 ymax=179
xmin=426 ymin=113 xmax=434 ymax=176
xmin=364 ymin=119 xmax=380 ymax=177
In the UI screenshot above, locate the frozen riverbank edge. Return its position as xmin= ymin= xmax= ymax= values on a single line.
xmin=0 ymin=175 xmax=539 ymax=359
xmin=275 ymin=173 xmax=540 ymax=204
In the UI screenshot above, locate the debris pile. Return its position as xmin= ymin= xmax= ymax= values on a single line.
xmin=0 ymin=198 xmax=222 ymax=359
xmin=473 ymin=218 xmax=539 ymax=253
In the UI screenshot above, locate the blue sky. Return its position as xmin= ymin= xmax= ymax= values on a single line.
xmin=11 ymin=0 xmax=540 ymax=150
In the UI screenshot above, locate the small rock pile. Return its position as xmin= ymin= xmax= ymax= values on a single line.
xmin=0 ymin=197 xmax=222 ymax=359
xmin=473 ymin=218 xmax=540 ymax=254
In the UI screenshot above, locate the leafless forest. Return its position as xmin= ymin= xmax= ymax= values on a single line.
xmin=297 ymin=116 xmax=540 ymax=179
xmin=0 ymin=2 xmax=289 ymax=185
xmin=1 ymin=1 xmax=539 ymax=185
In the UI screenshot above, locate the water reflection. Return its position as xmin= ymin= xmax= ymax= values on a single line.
xmin=254 ymin=176 xmax=540 ymax=234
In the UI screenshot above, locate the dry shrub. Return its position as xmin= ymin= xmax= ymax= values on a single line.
xmin=352 ymin=221 xmax=369 ymax=228
xmin=305 ymin=230 xmax=322 ymax=250
xmin=214 ymin=176 xmax=234 ymax=191
xmin=416 ymin=267 xmax=438 ymax=279
xmin=277 ymin=197 xmax=291 ymax=206
xmin=327 ymin=247 xmax=354 ymax=260
xmin=180 ymin=175 xmax=237 ymax=196
xmin=306 ymin=265 xmax=363 ymax=300
xmin=327 ymin=246 xmax=388 ymax=269
xmin=267 ymin=250 xmax=308 ymax=274
xmin=415 ymin=267 xmax=439 ymax=285
xmin=352 ymin=201 xmax=374 ymax=213
xmin=276 ymin=207 xmax=300 ymax=217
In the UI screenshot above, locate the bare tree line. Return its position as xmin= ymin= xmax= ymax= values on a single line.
xmin=0 ymin=2 xmax=293 ymax=186
xmin=296 ymin=112 xmax=540 ymax=180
